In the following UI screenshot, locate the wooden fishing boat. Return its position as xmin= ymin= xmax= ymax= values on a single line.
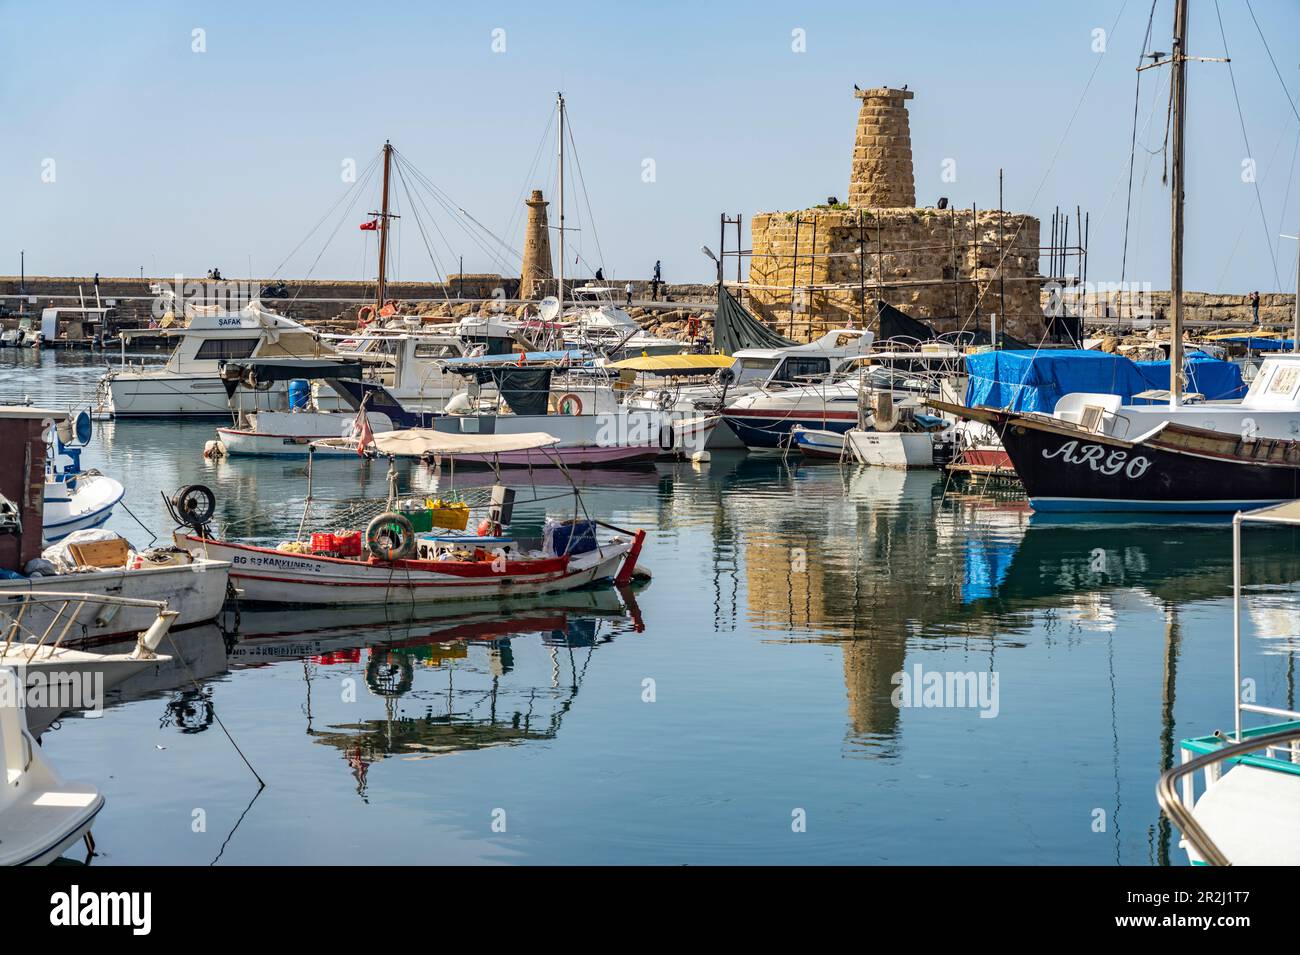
xmin=932 ymin=399 xmax=1300 ymax=512
xmin=170 ymin=430 xmax=647 ymax=606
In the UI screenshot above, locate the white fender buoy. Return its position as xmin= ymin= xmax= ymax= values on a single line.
xmin=203 ymin=440 xmax=227 ymax=459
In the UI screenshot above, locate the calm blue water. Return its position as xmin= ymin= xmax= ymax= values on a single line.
xmin=5 ymin=348 xmax=1300 ymax=865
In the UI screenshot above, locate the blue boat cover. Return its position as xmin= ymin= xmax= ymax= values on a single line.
xmin=964 ymin=350 xmax=1150 ymax=413
xmin=966 ymin=349 xmax=1246 ymax=411
xmin=1133 ymin=352 xmax=1245 ymax=400
xmin=1211 ymin=336 xmax=1295 ymax=351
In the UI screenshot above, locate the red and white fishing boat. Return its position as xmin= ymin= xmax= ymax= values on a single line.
xmin=171 ymin=431 xmax=647 ymax=606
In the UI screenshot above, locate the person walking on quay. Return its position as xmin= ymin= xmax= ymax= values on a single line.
xmin=652 ymin=260 xmax=663 ymax=301
xmin=625 ymin=282 xmax=633 ymax=306
xmin=1250 ymin=290 xmax=1260 ymax=325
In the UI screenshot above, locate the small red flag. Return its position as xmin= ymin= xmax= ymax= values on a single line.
xmin=359 ymin=220 xmax=378 ymax=231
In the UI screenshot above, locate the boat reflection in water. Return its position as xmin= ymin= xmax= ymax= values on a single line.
xmin=24 ymin=624 xmax=232 ymax=738
xmin=225 ymin=587 xmax=645 ymax=798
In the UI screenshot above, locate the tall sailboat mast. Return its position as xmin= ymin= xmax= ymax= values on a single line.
xmin=376 ymin=141 xmax=394 ymax=312
xmin=556 ymin=92 xmax=566 ymax=315
xmin=1168 ymin=0 xmax=1188 ymax=406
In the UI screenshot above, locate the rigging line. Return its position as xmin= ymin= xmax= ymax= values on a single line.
xmin=395 ymin=154 xmax=523 ymax=271
xmin=1214 ymin=111 xmax=1299 ymax=290
xmin=1215 ymin=0 xmax=1283 ymax=291
xmin=397 ymin=153 xmax=505 ymax=291
xmin=501 ymin=107 xmax=556 ymax=262
xmin=1122 ymin=0 xmax=1160 ymax=285
xmin=1244 ymin=0 xmax=1300 ymax=125
xmin=392 ymin=158 xmax=451 ymax=289
xmin=291 ymin=157 xmax=383 ymax=305
xmin=394 ymin=158 xmax=478 ymax=282
xmin=567 ymin=120 xmax=606 ymax=272
xmin=952 ymin=0 xmax=1133 ymax=338
xmin=270 ymin=151 xmax=380 ymax=280
xmin=391 ymin=148 xmax=492 ymax=272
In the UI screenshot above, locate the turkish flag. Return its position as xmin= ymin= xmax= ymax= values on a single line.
xmin=359 ymin=220 xmax=379 ymax=231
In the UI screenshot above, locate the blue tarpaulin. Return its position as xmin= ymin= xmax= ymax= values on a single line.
xmin=965 ymin=349 xmax=1247 ymax=412
xmin=1133 ymin=352 xmax=1245 ymax=400
xmin=964 ymin=350 xmax=1150 ymax=413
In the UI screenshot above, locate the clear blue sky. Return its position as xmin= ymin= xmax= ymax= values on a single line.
xmin=3 ymin=0 xmax=1299 ymax=293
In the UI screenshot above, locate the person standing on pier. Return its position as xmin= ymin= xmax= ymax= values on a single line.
xmin=1250 ymin=290 xmax=1260 ymax=325
xmin=625 ymin=282 xmax=633 ymax=306
xmin=652 ymin=260 xmax=662 ymax=301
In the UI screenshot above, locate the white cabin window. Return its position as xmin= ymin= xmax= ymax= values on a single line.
xmin=414 ymin=343 xmax=458 ymax=359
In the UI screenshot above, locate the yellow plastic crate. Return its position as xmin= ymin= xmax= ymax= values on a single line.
xmin=426 ymin=499 xmax=470 ymax=531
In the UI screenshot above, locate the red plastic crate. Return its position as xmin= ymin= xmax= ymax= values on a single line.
xmin=333 ymin=531 xmax=362 ymax=557
xmin=310 ymin=532 xmax=335 ymax=553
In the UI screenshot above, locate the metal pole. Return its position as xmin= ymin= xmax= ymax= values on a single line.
xmin=790 ymin=216 xmax=800 ymax=338
xmin=1293 ymin=217 xmax=1299 ymax=353
xmin=557 ymin=92 xmax=566 ymax=315
xmin=1169 ymin=0 xmax=1189 ymax=406
xmin=998 ymin=169 xmax=1006 ymax=341
xmin=858 ymin=211 xmax=866 ymax=329
xmin=376 ymin=141 xmax=392 ymax=311
xmin=1233 ymin=513 xmax=1242 ymax=742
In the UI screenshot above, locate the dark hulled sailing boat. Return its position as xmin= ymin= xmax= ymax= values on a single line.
xmin=937 ymin=0 xmax=1300 ymax=513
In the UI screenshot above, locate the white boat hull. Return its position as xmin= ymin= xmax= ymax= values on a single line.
xmin=42 ymin=473 xmax=124 ymax=542
xmin=0 ymin=669 xmax=103 ymax=866
xmin=176 ymin=533 xmax=634 ymax=606
xmin=0 ymin=561 xmax=230 ymax=647
xmin=845 ymin=429 xmax=937 ymax=468
xmin=1186 ymin=764 xmax=1300 ymax=865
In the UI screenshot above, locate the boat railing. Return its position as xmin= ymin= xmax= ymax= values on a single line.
xmin=0 ymin=590 xmax=171 ymax=659
xmin=1158 ymin=723 xmax=1300 ymax=866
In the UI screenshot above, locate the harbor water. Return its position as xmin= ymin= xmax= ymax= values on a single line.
xmin=6 ymin=349 xmax=1299 ymax=865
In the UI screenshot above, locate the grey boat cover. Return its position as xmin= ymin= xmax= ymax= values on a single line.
xmin=714 ymin=286 xmax=795 ymax=355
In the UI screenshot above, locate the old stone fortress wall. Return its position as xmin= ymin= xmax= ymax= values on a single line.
xmin=746 ymin=87 xmax=1044 ymax=343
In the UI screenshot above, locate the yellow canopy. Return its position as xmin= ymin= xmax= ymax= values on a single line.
xmin=608 ymin=354 xmax=735 ymax=374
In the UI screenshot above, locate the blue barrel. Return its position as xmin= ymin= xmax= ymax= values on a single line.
xmin=288 ymin=379 xmax=310 ymax=410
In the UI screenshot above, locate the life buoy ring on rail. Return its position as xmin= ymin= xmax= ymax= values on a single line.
xmin=556 ymin=393 xmax=583 ymax=415
xmin=357 ymin=304 xmax=376 ymax=327
xmin=366 ymin=512 xmax=416 ymax=561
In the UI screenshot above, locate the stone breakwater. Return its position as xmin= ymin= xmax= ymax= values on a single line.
xmin=2 ymin=275 xmax=1291 ymax=347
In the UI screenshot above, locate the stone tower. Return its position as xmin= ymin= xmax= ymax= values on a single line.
xmin=848 ymin=87 xmax=915 ymax=209
xmin=520 ymin=189 xmax=553 ymax=299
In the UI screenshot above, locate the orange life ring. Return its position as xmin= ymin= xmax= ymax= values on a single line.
xmin=556 ymin=393 xmax=583 ymax=415
xmin=357 ymin=304 xmax=376 ymax=327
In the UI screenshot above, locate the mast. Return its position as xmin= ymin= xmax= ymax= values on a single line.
xmin=1168 ymin=0 xmax=1188 ymax=406
xmin=556 ymin=92 xmax=566 ymax=314
xmin=376 ymin=141 xmax=393 ymax=312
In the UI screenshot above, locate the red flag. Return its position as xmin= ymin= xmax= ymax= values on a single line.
xmin=359 ymin=219 xmax=379 ymax=231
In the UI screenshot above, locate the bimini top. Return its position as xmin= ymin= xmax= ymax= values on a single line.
xmin=609 ymin=354 xmax=735 ymax=374
xmin=326 ymin=429 xmax=562 ymax=457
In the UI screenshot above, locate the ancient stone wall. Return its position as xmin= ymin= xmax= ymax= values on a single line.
xmin=748 ymin=207 xmax=1043 ymax=340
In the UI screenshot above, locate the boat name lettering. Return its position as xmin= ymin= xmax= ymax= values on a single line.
xmin=231 ymin=554 xmax=323 ymax=573
xmin=1041 ymin=440 xmax=1152 ymax=479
